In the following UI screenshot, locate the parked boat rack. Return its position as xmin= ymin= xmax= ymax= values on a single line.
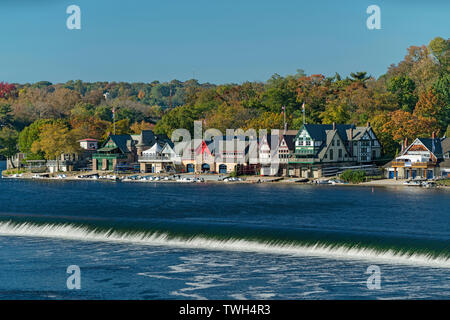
xmin=321 ymin=164 xmax=381 ymax=177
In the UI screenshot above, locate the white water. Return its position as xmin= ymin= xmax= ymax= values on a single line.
xmin=0 ymin=221 xmax=449 ymax=269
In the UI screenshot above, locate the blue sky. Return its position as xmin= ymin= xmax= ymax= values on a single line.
xmin=1 ymin=0 xmax=449 ymax=84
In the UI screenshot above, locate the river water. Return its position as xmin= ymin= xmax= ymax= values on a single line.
xmin=0 ymin=177 xmax=448 ymax=299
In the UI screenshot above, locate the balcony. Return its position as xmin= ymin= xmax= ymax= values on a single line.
xmin=93 ymin=153 xmax=127 ymax=160
xmin=139 ymin=155 xmax=174 ymax=162
xmin=289 ymin=157 xmax=315 ymax=164
xmin=392 ymin=161 xmax=405 ymax=167
xmin=392 ymin=161 xmax=435 ymax=168
xmin=411 ymin=162 xmax=434 ymax=168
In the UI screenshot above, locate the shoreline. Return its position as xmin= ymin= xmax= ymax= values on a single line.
xmin=2 ymin=171 xmax=449 ymax=189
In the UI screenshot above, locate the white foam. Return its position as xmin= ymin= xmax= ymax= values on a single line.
xmin=0 ymin=221 xmax=448 ymax=268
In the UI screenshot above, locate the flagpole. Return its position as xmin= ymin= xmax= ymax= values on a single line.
xmin=302 ymin=102 xmax=305 ymax=125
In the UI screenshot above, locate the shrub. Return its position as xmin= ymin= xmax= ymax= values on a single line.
xmin=340 ymin=169 xmax=353 ymax=182
xmin=340 ymin=169 xmax=366 ymax=183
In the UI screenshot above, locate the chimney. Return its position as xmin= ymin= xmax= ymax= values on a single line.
xmin=432 ymin=131 xmax=435 ymax=139
xmin=349 ymin=128 xmax=353 ymax=155
xmin=332 ymin=122 xmax=336 ymax=130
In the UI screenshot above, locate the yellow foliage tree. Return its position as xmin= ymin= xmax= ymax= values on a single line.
xmin=131 ymin=120 xmax=155 ymax=134
xmin=31 ymin=123 xmax=80 ymax=160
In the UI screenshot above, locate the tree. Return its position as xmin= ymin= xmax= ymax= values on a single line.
xmin=245 ymin=112 xmax=286 ymax=131
xmin=31 ymin=123 xmax=80 ymax=160
xmin=382 ymin=110 xmax=440 ymax=143
xmin=428 ymin=37 xmax=449 ymax=71
xmin=387 ymin=76 xmax=418 ymax=112
xmin=71 ymin=116 xmax=110 ymax=141
xmin=104 ymin=119 xmax=131 ymax=138
xmin=0 ymin=127 xmax=19 ymax=168
xmin=18 ymin=119 xmax=53 ymax=159
xmin=369 ymin=112 xmax=399 ymax=157
xmin=320 ymin=100 xmax=351 ymax=124
xmin=0 ymin=82 xmax=16 ymax=99
xmin=349 ymin=72 xmax=371 ymax=87
xmin=414 ymin=90 xmax=442 ymax=118
xmin=131 ymin=120 xmax=154 ymax=134
xmin=0 ymin=104 xmax=14 ymax=128
xmin=154 ymin=105 xmax=201 ymax=136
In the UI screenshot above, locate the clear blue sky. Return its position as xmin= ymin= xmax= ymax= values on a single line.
xmin=1 ymin=0 xmax=448 ymax=84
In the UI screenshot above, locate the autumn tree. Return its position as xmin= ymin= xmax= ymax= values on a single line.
xmin=71 ymin=116 xmax=110 ymax=141
xmin=0 ymin=82 xmax=16 ymax=99
xmin=18 ymin=119 xmax=54 ymax=159
xmin=382 ymin=110 xmax=440 ymax=144
xmin=245 ymin=112 xmax=286 ymax=131
xmin=31 ymin=122 xmax=80 ymax=160
xmin=103 ymin=119 xmax=131 ymax=139
xmin=131 ymin=120 xmax=155 ymax=134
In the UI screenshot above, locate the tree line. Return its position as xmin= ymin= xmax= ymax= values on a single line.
xmin=0 ymin=37 xmax=448 ymax=165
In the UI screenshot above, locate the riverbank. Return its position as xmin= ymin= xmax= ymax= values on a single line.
xmin=2 ymin=169 xmax=449 ymax=189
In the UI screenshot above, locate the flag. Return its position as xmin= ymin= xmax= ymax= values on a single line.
xmin=302 ymin=102 xmax=305 ymax=112
xmin=281 ymin=105 xmax=285 ymax=114
xmin=111 ymin=106 xmax=115 ymax=119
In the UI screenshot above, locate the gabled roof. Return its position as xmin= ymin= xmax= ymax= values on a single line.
xmin=131 ymin=130 xmax=171 ymax=148
xmin=98 ymin=134 xmax=132 ymax=153
xmin=281 ymin=134 xmax=296 ymax=150
xmin=143 ymin=142 xmax=164 ymax=154
xmin=417 ymin=138 xmax=443 ymax=158
xmin=78 ymin=138 xmax=98 ymax=142
xmin=296 ymin=123 xmax=378 ymax=144
xmin=260 ymin=134 xmax=280 ymax=149
xmin=298 ymin=124 xmax=356 ymax=142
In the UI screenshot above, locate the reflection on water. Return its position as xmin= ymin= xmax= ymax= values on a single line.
xmin=0 ymin=161 xmax=6 ymax=175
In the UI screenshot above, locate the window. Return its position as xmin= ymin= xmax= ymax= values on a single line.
xmin=329 ymin=149 xmax=333 ymax=160
xmin=331 ymin=140 xmax=335 ymax=146
xmin=338 ymin=149 xmax=342 ymax=158
xmin=337 ymin=140 xmax=340 ymax=146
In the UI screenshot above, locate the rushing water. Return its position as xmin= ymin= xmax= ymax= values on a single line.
xmin=0 ymin=177 xmax=449 ymax=299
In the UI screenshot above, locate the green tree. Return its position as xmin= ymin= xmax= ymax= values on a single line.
xmin=387 ymin=76 xmax=418 ymax=112
xmin=0 ymin=127 xmax=19 ymax=168
xmin=18 ymin=119 xmax=54 ymax=159
xmin=0 ymin=104 xmax=14 ymax=128
xmin=428 ymin=37 xmax=449 ymax=71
